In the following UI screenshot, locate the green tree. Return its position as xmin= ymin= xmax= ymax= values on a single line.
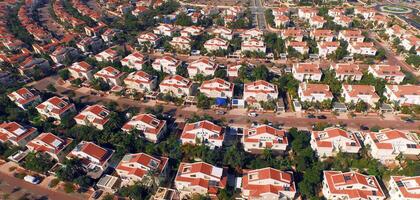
xmin=23 ymin=152 xmax=55 ymax=173
xmin=252 ymin=65 xmax=269 ymax=81
xmin=214 ymin=69 xmax=227 ymax=79
xmin=175 ymin=13 xmax=193 ymax=26
xmin=59 ymin=69 xmax=70 ymax=80
xmin=176 ymin=65 xmax=188 ymax=77
xmin=197 ymin=93 xmax=212 ymax=109
xmin=46 ymin=84 xmax=57 ymax=93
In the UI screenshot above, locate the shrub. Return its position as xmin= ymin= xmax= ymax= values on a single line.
xmin=14 ymin=172 xmax=27 ymax=179
xmin=9 ymin=166 xmax=17 ymax=172
xmin=49 ymin=178 xmax=60 ymax=188
xmin=64 ymin=182 xmax=75 ymax=193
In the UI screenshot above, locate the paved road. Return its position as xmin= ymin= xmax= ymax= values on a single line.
xmin=369 ymin=32 xmax=419 ymax=76
xmin=29 ymin=76 xmax=420 ymax=131
xmin=250 ymin=0 xmax=266 ymax=29
xmin=0 ymin=171 xmax=84 ymax=200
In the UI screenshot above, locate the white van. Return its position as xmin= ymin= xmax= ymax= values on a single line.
xmin=24 ymin=175 xmax=40 ymax=184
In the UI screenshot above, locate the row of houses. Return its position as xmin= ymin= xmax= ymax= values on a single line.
xmin=1 ymin=117 xmax=418 ymax=199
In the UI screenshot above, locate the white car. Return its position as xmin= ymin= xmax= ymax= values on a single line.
xmin=24 ymin=175 xmax=40 ymax=184
xmin=248 ymin=112 xmax=257 ymax=117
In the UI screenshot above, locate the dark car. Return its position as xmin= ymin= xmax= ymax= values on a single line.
xmin=307 ymin=114 xmax=316 ymax=119
xmin=404 ymin=118 xmax=415 ymax=123
xmin=90 ymin=190 xmax=103 ymax=199
xmin=317 ymin=115 xmax=327 ymax=119
xmin=360 ymin=125 xmax=369 ymax=131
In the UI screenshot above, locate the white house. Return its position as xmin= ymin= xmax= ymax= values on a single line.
xmin=310 ymin=29 xmax=334 ymax=42
xmin=241 ymin=38 xmax=266 ymax=53
xmin=180 ymin=26 xmax=204 ymax=37
xmin=242 ymin=125 xmax=288 ymax=153
xmin=212 ymin=27 xmax=233 ymax=40
xmin=137 ymin=32 xmax=160 ymax=47
xmin=401 ymin=35 xmax=420 ymax=51
xmin=95 ymin=48 xmax=120 ymax=63
xmin=181 ymin=120 xmax=224 ymax=148
xmin=227 ymin=63 xmax=242 ymax=77
xmin=153 ymin=24 xmax=176 ymax=37
xmin=322 ymin=171 xmax=386 ymax=200
xmin=50 ymin=46 xmax=78 ymax=64
xmin=309 ymin=16 xmax=326 ymax=29
xmin=121 ymin=114 xmax=167 ymax=143
xmin=0 ymin=122 xmax=37 ymax=147
xmin=364 ymin=129 xmax=420 ymax=164
xmin=347 ymin=42 xmax=377 ymax=56
xmin=187 ymin=57 xmax=218 ymax=78
xmin=199 ymin=78 xmax=234 ymax=99
xmin=204 ymin=37 xmax=229 ymax=52
xmin=355 ymin=7 xmax=376 ymax=19
xmin=328 ymin=8 xmax=344 ymax=17
xmin=170 ymin=36 xmax=192 ymax=51
xmin=342 ymin=84 xmax=380 ymax=106
xmin=240 ymin=28 xmax=264 ymax=40
xmin=274 ymin=14 xmax=290 ymax=28
xmin=116 ymin=153 xmax=169 ymax=186
xmin=36 ymin=96 xmax=76 ymax=120
xmin=94 ymin=66 xmax=125 ymax=86
xmin=242 ymin=168 xmax=296 ymax=200
xmin=152 ymin=56 xmax=181 ymax=75
xmin=287 ymin=41 xmax=309 ymax=55
xmin=334 ymin=15 xmax=352 ymax=27
xmin=68 ymin=61 xmax=94 ymax=81
xmin=26 ymin=132 xmax=71 ymax=160
xmin=243 ymin=80 xmax=279 ymax=102
xmin=159 ymin=75 xmax=192 ymax=97
xmin=298 ymin=83 xmax=333 ymax=102
xmin=292 ymin=63 xmax=322 ymax=82
xmin=121 ymin=52 xmax=148 ymax=70
xmin=297 ymin=8 xmax=317 ymax=20
xmin=310 ymin=127 xmax=361 ymax=158
xmin=386 ymin=25 xmax=405 ymax=38
xmin=368 ymin=64 xmax=405 ymax=84
xmin=175 ymin=162 xmax=227 ymax=197
xmin=338 ymin=30 xmax=365 ymax=43
xmin=330 ymin=63 xmax=363 ymax=81
xmin=124 ymin=71 xmax=157 ymax=92
xmin=384 ymin=85 xmax=420 ymax=106
xmin=8 ymin=88 xmax=41 ymax=110
xmin=67 ymin=141 xmax=114 ymax=178
xmin=280 ymin=29 xmax=304 ymax=42
xmin=74 ymin=105 xmax=110 ymax=130
xmin=318 ymin=41 xmax=339 ymax=58
xmin=388 ymin=176 xmax=420 ymax=200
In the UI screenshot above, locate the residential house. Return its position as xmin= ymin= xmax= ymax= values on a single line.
xmin=322 ymin=171 xmax=386 ymax=200
xmin=280 ymin=29 xmax=304 ymax=41
xmin=170 ymin=36 xmax=192 ymax=51
xmin=310 ymin=29 xmax=334 ymax=42
xmin=204 ymin=37 xmax=229 ymax=52
xmin=137 ymin=32 xmax=160 ymax=47
xmin=401 ymin=35 xmax=420 ymax=51
xmin=187 ymin=57 xmax=218 ymax=78
xmin=121 ymin=114 xmax=167 ymax=143
xmin=243 ymin=80 xmax=279 ymax=102
xmin=318 ymin=41 xmax=339 ymax=58
xmin=153 ymin=24 xmax=176 ymax=37
xmin=116 ymin=153 xmax=169 ymax=186
xmin=0 ymin=122 xmax=37 ymax=146
xmin=388 ymin=176 xmax=420 ymax=200
xmin=67 ymin=141 xmax=114 ymax=178
xmin=338 ymin=30 xmax=364 ymax=43
xmin=309 ymin=16 xmax=326 ymax=29
xmin=50 ymin=46 xmax=78 ymax=64
xmin=386 ymin=25 xmax=405 ymax=38
xmin=292 ymin=63 xmax=322 ymax=82
xmin=330 ymin=63 xmax=363 ymax=81
xmin=152 ymin=56 xmax=181 ymax=74
xmin=180 ymin=26 xmax=204 ymax=37
xmin=297 ymin=8 xmax=317 ymax=20
xmin=121 ymin=52 xmax=148 ymax=70
xmin=76 ymin=36 xmax=103 ymax=53
xmin=26 ymin=132 xmax=71 ymax=160
xmin=242 ymin=168 xmax=296 ymax=200
xmin=212 ymin=27 xmax=233 ymax=40
xmin=199 ymin=78 xmax=234 ymax=98
xmin=241 ymin=38 xmax=266 ymax=53
xmin=298 ymin=83 xmax=333 ymax=102
xmin=242 ymin=125 xmax=288 ymax=153
xmin=181 ymin=120 xmax=224 ymax=148
xmin=95 ymin=48 xmax=120 ymax=63
xmin=364 ymin=129 xmax=420 ymax=163
xmin=36 ymin=96 xmax=76 ymax=120
xmin=8 ymin=88 xmax=41 ymax=110
xmin=274 ymin=15 xmax=290 ymax=28
xmin=347 ymin=42 xmax=377 ymax=56
xmin=94 ymin=66 xmax=125 ymax=86
xmin=74 ymin=105 xmax=110 ymax=130
xmin=355 ymin=7 xmax=376 ymax=19
xmin=240 ymin=28 xmax=264 ymax=40
xmin=68 ymin=61 xmax=94 ymax=81
xmin=384 ymin=85 xmax=420 ymax=106
xmin=368 ymin=64 xmax=405 ymax=84
xmin=124 ymin=71 xmax=157 ymax=92
xmin=342 ymin=84 xmax=380 ymax=106
xmin=159 ymin=75 xmax=192 ymax=97
xmin=334 ymin=15 xmax=352 ymax=27
xmin=310 ymin=127 xmax=361 ymax=157
xmin=287 ymin=41 xmax=309 ymax=55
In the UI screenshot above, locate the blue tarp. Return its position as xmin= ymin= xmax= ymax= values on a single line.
xmin=215 ymin=98 xmax=228 ymax=106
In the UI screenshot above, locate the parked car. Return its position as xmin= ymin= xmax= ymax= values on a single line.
xmin=90 ymin=190 xmax=103 ymax=199
xmin=360 ymin=125 xmax=369 ymax=131
xmin=216 ymin=110 xmax=225 ymax=115
xmin=24 ymin=175 xmax=40 ymax=184
xmin=307 ymin=114 xmax=316 ymax=119
xmin=317 ymin=115 xmax=327 ymax=119
xmin=248 ymin=112 xmax=257 ymax=117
